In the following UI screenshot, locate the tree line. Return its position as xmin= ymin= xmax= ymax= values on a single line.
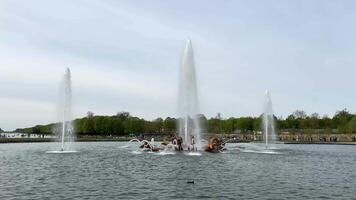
xmin=14 ymin=109 xmax=356 ymax=135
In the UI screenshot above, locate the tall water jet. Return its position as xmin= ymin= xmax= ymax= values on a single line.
xmin=57 ymin=68 xmax=74 ymax=151
xmin=263 ymin=90 xmax=276 ymax=149
xmin=178 ymin=39 xmax=202 ymax=149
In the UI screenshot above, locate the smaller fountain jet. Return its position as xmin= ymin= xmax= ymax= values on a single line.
xmin=60 ymin=68 xmax=73 ymax=151
xmin=263 ymin=90 xmax=276 ymax=149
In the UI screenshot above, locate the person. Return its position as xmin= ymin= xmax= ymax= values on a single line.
xmin=177 ymin=136 xmax=183 ymax=151
xmin=172 ymin=137 xmax=177 ymax=146
xmin=190 ymin=135 xmax=196 ymax=151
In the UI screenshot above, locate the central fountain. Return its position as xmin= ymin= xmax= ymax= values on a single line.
xmin=178 ymin=39 xmax=202 ymax=150
xmin=124 ymin=40 xmax=221 ymax=154
xmin=47 ymin=68 xmax=76 ymax=153
xmin=263 ymin=90 xmax=276 ymax=149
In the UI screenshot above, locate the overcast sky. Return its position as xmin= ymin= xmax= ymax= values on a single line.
xmin=1 ymin=0 xmax=356 ymax=130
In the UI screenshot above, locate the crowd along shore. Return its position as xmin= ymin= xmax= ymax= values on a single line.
xmin=1 ymin=132 xmax=356 ymax=144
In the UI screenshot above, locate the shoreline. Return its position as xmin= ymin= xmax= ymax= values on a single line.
xmin=283 ymin=141 xmax=356 ymax=145
xmin=1 ymin=137 xmax=356 ymax=145
xmin=0 ymin=137 xmax=132 ymax=143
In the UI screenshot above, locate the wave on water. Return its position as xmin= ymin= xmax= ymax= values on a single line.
xmin=131 ymin=150 xmax=143 ymax=155
xmin=46 ymin=150 xmax=78 ymax=154
xmin=265 ymin=147 xmax=281 ymax=150
xmin=155 ymin=151 xmax=176 ymax=155
xmin=185 ymin=152 xmax=202 ymax=156
xmin=240 ymin=149 xmax=282 ymax=154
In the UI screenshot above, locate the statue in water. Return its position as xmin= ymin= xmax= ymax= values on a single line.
xmin=204 ymin=137 xmax=225 ymax=153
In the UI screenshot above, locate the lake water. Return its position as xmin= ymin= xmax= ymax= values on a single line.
xmin=0 ymin=142 xmax=355 ymax=200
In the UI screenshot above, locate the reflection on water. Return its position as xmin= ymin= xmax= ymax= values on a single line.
xmin=0 ymin=142 xmax=355 ymax=200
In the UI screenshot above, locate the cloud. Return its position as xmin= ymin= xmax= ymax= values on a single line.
xmin=1 ymin=0 xmax=356 ymax=130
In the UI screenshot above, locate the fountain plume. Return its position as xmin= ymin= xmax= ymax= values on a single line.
xmin=57 ymin=68 xmax=74 ymax=151
xmin=263 ymin=90 xmax=276 ymax=149
xmin=178 ymin=39 xmax=202 ymax=149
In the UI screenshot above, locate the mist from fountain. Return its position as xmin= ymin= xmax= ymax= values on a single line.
xmin=263 ymin=90 xmax=276 ymax=149
xmin=178 ymin=39 xmax=202 ymax=150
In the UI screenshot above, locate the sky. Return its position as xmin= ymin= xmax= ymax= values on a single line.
xmin=1 ymin=0 xmax=356 ymax=130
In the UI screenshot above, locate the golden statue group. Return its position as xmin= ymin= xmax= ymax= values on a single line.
xmin=139 ymin=134 xmax=226 ymax=153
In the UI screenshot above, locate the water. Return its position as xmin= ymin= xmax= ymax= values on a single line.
xmin=1 ymin=142 xmax=355 ymax=200
xmin=178 ymin=39 xmax=202 ymax=149
xmin=54 ymin=68 xmax=74 ymax=152
xmin=263 ymin=90 xmax=276 ymax=149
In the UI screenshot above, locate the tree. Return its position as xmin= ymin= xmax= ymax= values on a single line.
xmin=111 ymin=117 xmax=124 ymax=135
xmin=208 ymin=117 xmax=223 ymax=133
xmin=11 ymin=109 xmax=356 ymax=136
xmin=32 ymin=125 xmax=41 ymax=134
xmin=293 ymin=110 xmax=307 ymax=119
xmin=254 ymin=116 xmax=262 ymax=131
xmin=235 ymin=117 xmax=254 ymax=131
xmin=346 ymin=116 xmax=356 ymax=133
xmin=286 ymin=114 xmax=299 ymax=129
xmin=117 ymin=111 xmax=130 ymax=120
xmin=94 ymin=116 xmax=105 ymax=134
xmin=83 ymin=117 xmax=95 ymax=134
xmin=163 ymin=117 xmax=176 ymax=133
xmin=309 ymin=112 xmax=320 ymax=129
xmin=319 ymin=115 xmax=332 ymax=130
xmin=333 ymin=109 xmax=353 ymax=133
xmin=152 ymin=118 xmax=163 ymax=133
xmin=310 ymin=113 xmax=319 ymax=119
xmin=87 ymin=111 xmax=94 ymax=118
xmin=222 ymin=118 xmax=237 ymax=133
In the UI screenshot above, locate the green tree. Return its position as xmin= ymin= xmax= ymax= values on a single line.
xmin=345 ymin=116 xmax=356 ymax=133
xmin=333 ymin=109 xmax=353 ymax=133
xmin=117 ymin=111 xmax=130 ymax=120
xmin=83 ymin=117 xmax=95 ymax=134
xmin=163 ymin=117 xmax=176 ymax=133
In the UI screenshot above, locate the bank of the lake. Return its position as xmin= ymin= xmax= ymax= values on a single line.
xmin=1 ymin=133 xmax=356 ymax=145
xmin=0 ymin=136 xmax=133 ymax=143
